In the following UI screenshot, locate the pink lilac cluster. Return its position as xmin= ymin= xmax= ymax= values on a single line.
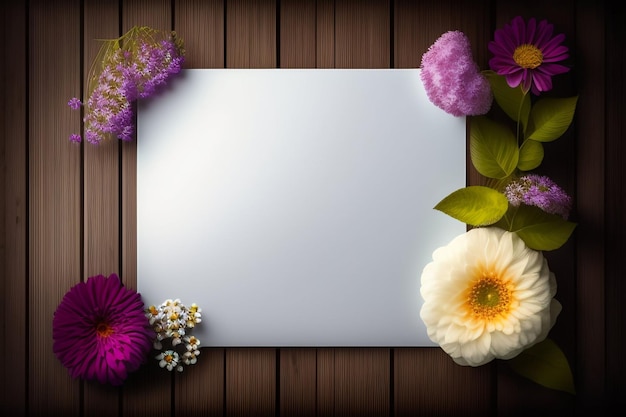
xmin=68 ymin=29 xmax=184 ymax=144
xmin=420 ymin=31 xmax=493 ymax=117
xmin=504 ymin=174 xmax=572 ymax=219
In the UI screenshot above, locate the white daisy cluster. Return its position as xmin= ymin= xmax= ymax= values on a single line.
xmin=145 ymin=299 xmax=202 ymax=372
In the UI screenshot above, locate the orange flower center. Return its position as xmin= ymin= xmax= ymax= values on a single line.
xmin=164 ymin=354 xmax=174 ymax=363
xmin=95 ymin=320 xmax=114 ymax=338
xmin=513 ymin=44 xmax=543 ymax=69
xmin=467 ymin=274 xmax=512 ymax=320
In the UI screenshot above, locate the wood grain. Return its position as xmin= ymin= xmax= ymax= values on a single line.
xmin=0 ymin=1 xmax=622 ymax=415
xmin=121 ymin=1 xmax=172 ymax=416
xmin=316 ymin=0 xmax=335 ymax=68
xmin=174 ymin=349 xmax=225 ymax=417
xmin=1 ymin=1 xmax=28 ymax=416
xmin=334 ymin=348 xmax=390 ymax=417
xmin=604 ymin=0 xmax=625 ymax=412
xmin=280 ymin=0 xmax=316 ymax=68
xmin=82 ymin=1 xmax=122 ymax=415
xmin=575 ymin=0 xmax=607 ymax=413
xmin=317 ymin=348 xmax=335 ymax=417
xmin=393 ymin=1 xmax=494 ymax=414
xmin=172 ymin=2 xmax=226 ymax=415
xmin=335 ymin=0 xmax=390 ymax=68
xmin=175 ymin=0 xmax=225 ymax=68
xmin=226 ymin=0 xmax=277 ymax=68
xmin=280 ymin=348 xmax=317 ymax=417
xmin=226 ymin=348 xmax=276 ymax=417
xmin=29 ymin=0 xmax=82 ymax=415
xmin=222 ymin=3 xmax=278 ymax=415
xmin=395 ymin=349 xmax=492 ymax=417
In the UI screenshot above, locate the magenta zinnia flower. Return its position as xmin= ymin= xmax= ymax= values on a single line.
xmin=488 ymin=16 xmax=570 ymax=95
xmin=420 ymin=31 xmax=493 ymax=117
xmin=53 ymin=273 xmax=155 ymax=386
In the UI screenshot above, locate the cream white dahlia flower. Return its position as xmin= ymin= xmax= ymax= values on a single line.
xmin=420 ymin=227 xmax=561 ymax=366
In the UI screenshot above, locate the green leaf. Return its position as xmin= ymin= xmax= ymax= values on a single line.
xmin=470 ymin=116 xmax=519 ymax=179
xmin=526 ymin=96 xmax=578 ymax=142
xmin=506 ymin=205 xmax=577 ymax=251
xmin=507 ymin=338 xmax=576 ymax=395
xmin=484 ymin=70 xmax=531 ymax=130
xmin=517 ymin=139 xmax=544 ymax=171
xmin=434 ymin=186 xmax=509 ymax=226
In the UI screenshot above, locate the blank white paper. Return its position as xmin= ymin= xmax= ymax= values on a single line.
xmin=137 ymin=69 xmax=466 ymax=347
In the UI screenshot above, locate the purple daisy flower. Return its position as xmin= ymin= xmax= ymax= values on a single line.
xmin=420 ymin=30 xmax=493 ymax=117
xmin=53 ymin=273 xmax=155 ymax=386
xmin=504 ymin=174 xmax=572 ymax=219
xmin=488 ymin=16 xmax=570 ymax=95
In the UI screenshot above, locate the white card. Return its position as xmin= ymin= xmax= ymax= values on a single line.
xmin=137 ymin=69 xmax=465 ymax=346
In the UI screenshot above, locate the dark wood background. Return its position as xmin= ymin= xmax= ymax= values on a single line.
xmin=1 ymin=0 xmax=623 ymax=416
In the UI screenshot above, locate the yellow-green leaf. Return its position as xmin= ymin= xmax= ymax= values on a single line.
xmin=518 ymin=139 xmax=544 ymax=171
xmin=484 ymin=70 xmax=531 ymax=131
xmin=434 ymin=186 xmax=508 ymax=226
xmin=508 ymin=205 xmax=576 ymax=251
xmin=507 ymin=338 xmax=576 ymax=395
xmin=470 ymin=116 xmax=519 ymax=179
xmin=526 ymin=96 xmax=578 ymax=142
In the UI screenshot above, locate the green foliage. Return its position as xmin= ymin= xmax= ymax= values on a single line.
xmin=484 ymin=71 xmax=531 ymax=131
xmin=507 ymin=338 xmax=576 ymax=395
xmin=434 ymin=186 xmax=509 ymax=226
xmin=494 ymin=205 xmax=577 ymax=251
xmin=517 ymin=139 xmax=544 ymax=171
xmin=526 ymin=96 xmax=579 ymax=142
xmin=470 ymin=116 xmax=519 ymax=179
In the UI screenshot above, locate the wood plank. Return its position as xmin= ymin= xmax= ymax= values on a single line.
xmin=226 ymin=349 xmax=276 ymax=417
xmin=175 ymin=0 xmax=225 ymax=68
xmin=226 ymin=0 xmax=277 ymax=68
xmin=493 ymin=1 xmax=577 ymax=414
xmin=1 ymin=1 xmax=28 ymax=416
xmin=172 ymin=2 xmax=225 ymax=416
xmin=393 ymin=1 xmax=493 ymax=414
xmin=604 ymin=0 xmax=625 ymax=412
xmin=276 ymin=4 xmax=319 ymax=414
xmin=280 ymin=0 xmax=316 ymax=68
xmin=82 ymin=1 xmax=122 ymax=416
xmin=223 ymin=3 xmax=277 ymax=416
xmin=576 ymin=0 xmax=608 ymax=411
xmin=395 ymin=349 xmax=492 ymax=417
xmin=29 ymin=0 xmax=82 ymax=415
xmin=334 ymin=348 xmax=390 ymax=417
xmin=317 ymin=348 xmax=335 ymax=417
xmin=121 ymin=1 xmax=173 ymax=417
xmin=175 ymin=349 xmax=225 ymax=417
xmin=280 ymin=349 xmax=316 ymax=417
xmin=316 ymin=0 xmax=335 ymax=68
xmin=335 ymin=0 xmax=390 ymax=68
xmin=329 ymin=3 xmax=391 ymax=415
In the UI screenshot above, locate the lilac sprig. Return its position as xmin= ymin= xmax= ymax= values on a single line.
xmin=504 ymin=174 xmax=572 ymax=219
xmin=67 ymin=26 xmax=185 ymax=144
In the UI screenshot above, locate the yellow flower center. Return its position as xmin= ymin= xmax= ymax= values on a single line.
xmin=95 ymin=320 xmax=114 ymax=338
xmin=164 ymin=354 xmax=174 ymax=363
xmin=513 ymin=44 xmax=543 ymax=69
xmin=467 ymin=274 xmax=512 ymax=321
